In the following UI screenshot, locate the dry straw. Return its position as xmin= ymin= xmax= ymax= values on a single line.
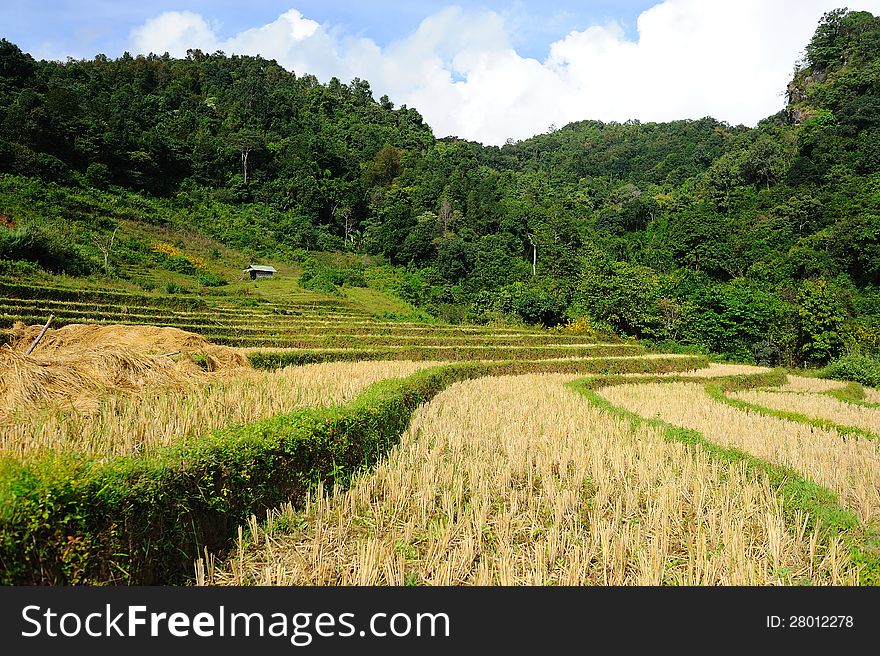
xmin=670 ymin=363 xmax=773 ymax=377
xmin=1 ymin=359 xmax=443 ymax=458
xmin=204 ymin=374 xmax=855 ymax=586
xmin=620 ymin=364 xmax=774 ymax=378
xmin=599 ymin=381 xmax=880 ymax=524
xmin=732 ymin=389 xmax=880 ymax=435
xmin=4 ymin=322 xmax=249 ymax=370
xmin=0 ymin=322 xmax=249 ymax=424
xmin=776 ymin=375 xmax=848 ymax=392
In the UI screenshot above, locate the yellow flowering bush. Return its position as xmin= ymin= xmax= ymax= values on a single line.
xmin=151 ymin=241 xmax=182 ymax=258
xmin=151 ymin=241 xmax=208 ymax=270
xmin=563 ymin=315 xmax=596 ymax=335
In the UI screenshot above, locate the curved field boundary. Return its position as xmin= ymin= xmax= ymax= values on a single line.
xmin=209 ymin=372 xmax=855 ymax=586
xmin=748 ymin=376 xmax=880 ymax=411
xmin=709 ymin=384 xmax=880 ymax=442
xmin=0 ymin=354 xmax=706 ymax=585
xmin=826 ymin=384 xmax=880 ymax=409
xmin=566 ymin=372 xmax=880 ymax=585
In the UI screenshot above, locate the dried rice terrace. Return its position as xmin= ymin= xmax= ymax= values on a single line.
xmin=1 ymin=278 xmax=879 ymax=587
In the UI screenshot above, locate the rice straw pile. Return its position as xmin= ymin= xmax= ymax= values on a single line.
xmin=0 ymin=322 xmax=249 ymax=419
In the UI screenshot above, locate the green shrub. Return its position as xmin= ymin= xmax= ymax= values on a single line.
xmin=84 ymin=162 xmax=112 ymax=189
xmin=162 ymin=281 xmax=185 ymax=294
xmin=299 ymin=270 xmax=341 ymax=295
xmin=197 ymin=271 xmax=228 ymax=287
xmin=796 ymin=279 xmax=847 ymax=365
xmin=470 ymin=282 xmax=567 ymax=326
xmin=0 ymin=258 xmax=43 ymax=277
xmin=821 ymin=354 xmax=880 ymax=387
xmin=162 ymin=254 xmax=199 ymax=276
xmin=0 ymin=225 xmax=98 ymax=275
xmin=298 ymin=257 xmax=367 ymax=293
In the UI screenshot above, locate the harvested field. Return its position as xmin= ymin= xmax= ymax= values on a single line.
xmin=598 ymin=382 xmax=880 ymax=523
xmin=865 ymin=387 xmax=880 ymax=404
xmin=0 ymin=360 xmax=443 ymax=459
xmin=777 ymin=375 xmax=849 ymax=392
xmin=731 ymin=389 xmax=880 ymax=435
xmin=670 ymin=363 xmax=773 ymax=377
xmin=3 ymin=281 xmax=874 ymax=588
xmin=204 ymin=375 xmax=855 ymax=586
xmin=620 ymin=363 xmax=773 ymax=378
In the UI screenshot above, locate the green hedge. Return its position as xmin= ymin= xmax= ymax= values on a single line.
xmin=248 ymin=344 xmax=646 ymax=367
xmin=228 ymin=334 xmax=606 ymax=348
xmin=0 ymin=364 xmax=483 ymax=585
xmin=707 ymin=383 xmax=879 ymax=442
xmin=0 ymin=355 xmax=705 ymax=585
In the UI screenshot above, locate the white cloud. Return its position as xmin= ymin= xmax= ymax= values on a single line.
xmin=130 ymin=11 xmax=219 ymax=56
xmin=129 ymin=1 xmax=880 ymax=145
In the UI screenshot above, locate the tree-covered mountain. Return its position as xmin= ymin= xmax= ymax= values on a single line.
xmin=1 ymin=8 xmax=879 ymax=367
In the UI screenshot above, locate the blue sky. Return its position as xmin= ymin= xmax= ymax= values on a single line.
xmin=1 ymin=1 xmax=652 ymax=61
xmin=3 ymin=1 xmax=880 ymax=144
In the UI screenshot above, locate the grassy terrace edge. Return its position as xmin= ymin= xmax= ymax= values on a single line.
xmin=567 ymin=371 xmax=880 ymax=585
xmin=708 ymin=384 xmax=880 ymax=442
xmin=247 ymin=345 xmax=641 ymax=367
xmin=0 ymin=354 xmax=706 ymax=586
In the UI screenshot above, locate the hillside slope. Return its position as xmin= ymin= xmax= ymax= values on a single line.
xmin=0 ymin=9 xmax=878 ymax=365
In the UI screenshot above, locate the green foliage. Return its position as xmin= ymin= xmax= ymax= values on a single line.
xmin=796 ymin=278 xmax=847 ymax=364
xmin=161 ymin=254 xmax=198 ymax=276
xmin=2 ymin=10 xmax=880 ymax=361
xmin=470 ymin=281 xmax=567 ymax=326
xmin=298 ymin=256 xmax=367 ymax=294
xmin=162 ymin=280 xmax=185 ymax=294
xmin=821 ymin=354 xmax=880 ymax=387
xmin=680 ymin=281 xmax=787 ymax=363
xmin=197 ymin=271 xmax=228 ymax=287
xmin=573 ymin=262 xmax=662 ymax=338
xmin=0 ymin=279 xmax=207 ymax=309
xmin=247 ymin=343 xmax=644 ymax=368
xmin=0 ymin=258 xmax=42 ymax=277
xmin=84 ymin=162 xmax=111 ymax=189
xmin=0 ymin=224 xmax=97 ymax=275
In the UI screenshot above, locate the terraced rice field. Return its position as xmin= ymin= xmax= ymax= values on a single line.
xmin=730 ymin=389 xmax=880 ymax=435
xmin=0 ymin=280 xmax=616 ymax=358
xmin=205 ymin=361 xmax=880 ymax=586
xmin=3 ymin=277 xmax=878 ymax=587
xmin=600 ymin=381 xmax=880 ymax=523
xmin=0 ymin=360 xmax=445 ymax=459
xmin=204 ymin=371 xmax=862 ymax=586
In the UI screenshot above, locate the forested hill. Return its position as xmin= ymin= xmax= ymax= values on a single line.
xmin=1 ymin=8 xmax=879 ymax=368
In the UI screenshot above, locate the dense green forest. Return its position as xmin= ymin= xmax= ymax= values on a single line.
xmin=1 ymin=8 xmax=879 ymax=367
